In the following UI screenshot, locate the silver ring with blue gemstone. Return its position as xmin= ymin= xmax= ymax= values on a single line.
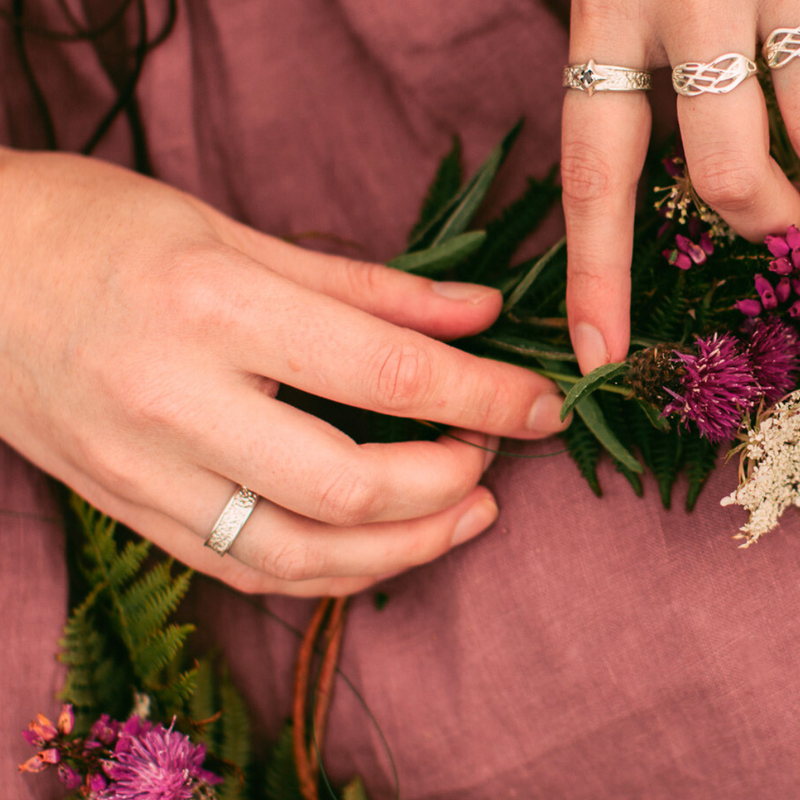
xmin=563 ymin=59 xmax=653 ymax=97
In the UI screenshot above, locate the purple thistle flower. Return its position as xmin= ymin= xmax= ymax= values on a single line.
xmin=746 ymin=317 xmax=800 ymax=405
xmin=662 ymin=332 xmax=759 ymax=442
xmin=100 ymin=722 xmax=221 ymax=800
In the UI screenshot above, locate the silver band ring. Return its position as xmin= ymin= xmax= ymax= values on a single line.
xmin=763 ymin=27 xmax=800 ymax=70
xmin=205 ymin=485 xmax=259 ymax=555
xmin=563 ymin=59 xmax=653 ymax=97
xmin=672 ymin=53 xmax=758 ymax=96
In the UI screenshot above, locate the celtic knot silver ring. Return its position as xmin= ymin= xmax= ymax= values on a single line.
xmin=205 ymin=485 xmax=259 ymax=555
xmin=763 ymin=27 xmax=800 ymax=70
xmin=672 ymin=53 xmax=758 ymax=97
xmin=563 ymin=59 xmax=653 ymax=97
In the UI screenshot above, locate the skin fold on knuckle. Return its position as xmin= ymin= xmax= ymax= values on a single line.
xmin=314 ymin=462 xmax=379 ymax=527
xmin=689 ymin=150 xmax=767 ymax=213
xmin=561 ymin=143 xmax=616 ymax=215
xmin=263 ymin=537 xmax=321 ymax=583
xmin=367 ymin=339 xmax=436 ymax=414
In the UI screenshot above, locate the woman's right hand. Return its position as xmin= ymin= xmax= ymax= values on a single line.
xmin=0 ymin=147 xmax=569 ymax=596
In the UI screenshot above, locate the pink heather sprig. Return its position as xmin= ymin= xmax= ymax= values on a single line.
xmin=736 ymin=225 xmax=800 ymax=318
xmin=19 ymin=707 xmax=222 ymax=799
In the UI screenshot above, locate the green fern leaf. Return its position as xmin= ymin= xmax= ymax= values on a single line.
xmin=133 ymin=623 xmax=196 ymax=685
xmin=189 ymin=659 xmax=218 ymax=746
xmin=458 ymin=171 xmax=559 ymax=283
xmin=683 ymin=435 xmax=719 ymax=511
xmin=264 ymin=722 xmax=303 ymax=800
xmin=408 ymin=135 xmax=463 ymax=243
xmin=124 ymin=564 xmax=193 ymax=647
xmin=216 ymin=671 xmax=252 ymax=800
xmin=561 ymin=415 xmax=602 ymax=497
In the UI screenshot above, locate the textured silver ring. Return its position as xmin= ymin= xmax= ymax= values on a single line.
xmin=672 ymin=53 xmax=757 ymax=96
xmin=563 ymin=59 xmax=653 ymax=97
xmin=763 ymin=27 xmax=800 ymax=69
xmin=205 ymin=485 xmax=259 ymax=556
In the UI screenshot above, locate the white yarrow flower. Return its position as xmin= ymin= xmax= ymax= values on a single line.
xmin=721 ymin=390 xmax=800 ymax=547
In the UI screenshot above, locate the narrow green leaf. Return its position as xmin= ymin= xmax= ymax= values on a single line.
xmin=473 ymin=333 xmax=577 ymax=362
xmin=636 ymin=399 xmax=670 ymax=432
xmin=573 ymin=394 xmax=643 ymax=473
xmin=409 ymin=121 xmax=523 ymax=251
xmin=388 ymin=231 xmax=486 ymax=275
xmin=560 ymin=362 xmax=629 ymax=421
xmin=502 ymin=236 xmax=565 ymax=312
xmin=408 ymin=135 xmax=463 ymax=243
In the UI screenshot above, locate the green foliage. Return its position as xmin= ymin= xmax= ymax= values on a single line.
xmin=560 ymin=362 xmax=629 ymax=421
xmin=457 ymin=170 xmax=560 ymax=283
xmin=684 ymin=435 xmax=720 ymax=511
xmin=408 ymin=135 xmax=463 ymax=243
xmin=264 ymin=723 xmax=303 ymax=800
xmin=560 ymin=415 xmax=602 ymax=497
xmin=389 ymin=231 xmax=486 ymax=276
xmin=59 ymin=495 xmax=196 ymax=727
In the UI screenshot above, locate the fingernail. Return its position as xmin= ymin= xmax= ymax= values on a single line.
xmin=483 ymin=436 xmax=501 ymax=472
xmin=572 ymin=322 xmax=609 ymax=375
xmin=451 ymin=497 xmax=499 ymax=546
xmin=432 ymin=281 xmax=499 ymax=305
xmin=527 ymin=393 xmax=568 ymax=432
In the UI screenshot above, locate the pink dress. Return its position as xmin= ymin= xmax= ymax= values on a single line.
xmin=4 ymin=3 xmax=800 ymax=798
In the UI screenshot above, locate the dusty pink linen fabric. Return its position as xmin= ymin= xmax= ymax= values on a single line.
xmin=4 ymin=2 xmax=800 ymax=798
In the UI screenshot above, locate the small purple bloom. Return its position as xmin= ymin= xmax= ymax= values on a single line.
xmin=90 ymin=715 xmax=120 ymax=746
xmin=792 ymin=249 xmax=800 ymax=271
xmin=57 ymin=705 xmax=75 ymax=736
xmin=664 ymin=248 xmax=692 ymax=270
xmin=746 ymin=316 xmax=800 ymax=405
xmin=766 ymin=234 xmax=791 ymax=258
xmin=39 ymin=748 xmax=60 ymax=765
xmin=790 ymin=301 xmax=800 ymax=319
xmin=662 ymin=333 xmax=759 ymax=442
xmin=787 ymin=224 xmax=800 ymax=249
xmin=755 ymin=274 xmax=778 ymax=309
xmin=735 ymin=299 xmax=762 ymax=317
xmin=769 ymin=257 xmax=793 ymax=276
xmin=699 ymin=232 xmax=714 ymax=255
xmin=88 ymin=772 xmax=108 ymax=792
xmin=57 ymin=763 xmax=82 ymax=790
xmin=792 ymin=278 xmax=800 ymax=297
xmin=777 ymin=277 xmax=792 ymax=303
xmin=100 ymin=722 xmax=222 ymax=800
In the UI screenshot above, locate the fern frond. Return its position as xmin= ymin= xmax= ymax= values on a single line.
xmin=408 ymin=136 xmax=463 ymax=243
xmin=155 ymin=667 xmax=198 ymax=717
xmin=215 ymin=672 xmax=252 ymax=800
xmin=264 ymin=723 xmax=303 ymax=800
xmin=133 ymin=623 xmax=196 ymax=685
xmin=123 ymin=564 xmax=193 ymax=647
xmin=683 ymin=435 xmax=719 ymax=511
xmin=457 ymin=171 xmax=559 ymax=283
xmin=561 ymin=415 xmax=602 ymax=497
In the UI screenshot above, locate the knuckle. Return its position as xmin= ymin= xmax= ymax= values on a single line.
xmin=265 ymin=539 xmax=319 ymax=582
xmin=689 ymin=152 xmax=765 ymax=211
xmin=368 ymin=341 xmax=435 ymax=413
xmin=561 ymin=147 xmax=615 ymax=209
xmin=469 ymin=380 xmax=508 ymax=431
xmin=342 ymin=257 xmax=384 ymax=299
xmin=314 ymin=463 xmax=378 ymax=527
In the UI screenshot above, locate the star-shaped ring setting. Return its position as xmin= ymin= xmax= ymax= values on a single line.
xmin=563 ymin=60 xmax=653 ymax=95
xmin=577 ymin=60 xmax=606 ymax=96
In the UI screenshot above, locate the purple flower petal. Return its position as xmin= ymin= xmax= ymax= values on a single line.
xmin=735 ymin=299 xmax=762 ymax=317
xmin=769 ymin=257 xmax=793 ymax=276
xmin=755 ymin=274 xmax=778 ymax=309
xmin=57 ymin=763 xmax=83 ymax=790
xmin=777 ymin=277 xmax=792 ymax=303
xmin=746 ymin=316 xmax=800 ymax=405
xmin=57 ymin=705 xmax=74 ymax=736
xmin=700 ymin=232 xmax=714 ymax=255
xmin=675 ymin=234 xmax=691 ymax=254
xmin=790 ymin=300 xmax=800 ymax=318
xmin=787 ymin=224 xmax=800 ymax=249
xmin=662 ymin=333 xmax=759 ymax=442
xmin=766 ymin=234 xmax=791 ymax=257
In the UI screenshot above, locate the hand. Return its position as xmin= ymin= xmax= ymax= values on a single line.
xmin=563 ymin=0 xmax=800 ymax=374
xmin=0 ymin=148 xmax=569 ymax=596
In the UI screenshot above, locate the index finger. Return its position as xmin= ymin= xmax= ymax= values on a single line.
xmin=218 ymin=259 xmax=569 ymax=438
xmin=562 ymin=11 xmax=652 ymax=374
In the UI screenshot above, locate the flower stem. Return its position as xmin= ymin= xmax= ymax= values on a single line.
xmin=533 ymin=369 xmax=631 ymax=396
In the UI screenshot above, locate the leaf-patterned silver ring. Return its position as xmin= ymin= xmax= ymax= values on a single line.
xmin=763 ymin=27 xmax=800 ymax=70
xmin=672 ymin=53 xmax=758 ymax=97
xmin=205 ymin=485 xmax=259 ymax=555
